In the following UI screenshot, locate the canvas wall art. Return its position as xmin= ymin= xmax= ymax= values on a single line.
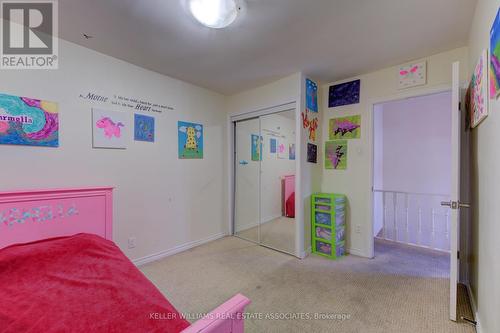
xmin=251 ymin=134 xmax=262 ymax=161
xmin=277 ymin=140 xmax=287 ymax=159
xmin=491 ymin=8 xmax=500 ymax=99
xmin=329 ymin=115 xmax=361 ymax=140
xmin=92 ymin=108 xmax=128 ymax=149
xmin=301 ymin=110 xmax=319 ymax=142
xmin=398 ymin=61 xmax=426 ymax=89
xmin=289 ymin=143 xmax=296 ymax=160
xmin=471 ymin=50 xmax=488 ymax=128
xmin=307 ymin=143 xmax=317 ymax=164
xmin=325 ymin=140 xmax=347 ymax=170
xmin=328 ymin=79 xmax=360 ymax=108
xmin=134 ymin=114 xmax=155 ymax=142
xmin=0 ymin=93 xmax=59 ymax=147
xmin=306 ymin=78 xmax=318 ymax=112
xmin=178 ymin=121 xmax=203 ymax=159
xmin=270 ymin=138 xmax=277 ymax=153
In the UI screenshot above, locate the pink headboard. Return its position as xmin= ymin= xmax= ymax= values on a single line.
xmin=0 ymin=187 xmax=113 ymax=249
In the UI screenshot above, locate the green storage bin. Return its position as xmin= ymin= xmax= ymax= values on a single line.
xmin=311 ymin=193 xmax=346 ymax=259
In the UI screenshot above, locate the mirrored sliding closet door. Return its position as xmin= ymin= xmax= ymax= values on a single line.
xmin=234 ymin=118 xmax=261 ymax=244
xmin=233 ymin=109 xmax=296 ymax=255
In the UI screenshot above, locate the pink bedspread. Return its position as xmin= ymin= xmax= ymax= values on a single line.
xmin=0 ymin=234 xmax=190 ymax=333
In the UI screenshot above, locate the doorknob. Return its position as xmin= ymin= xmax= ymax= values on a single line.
xmin=440 ymin=201 xmax=470 ymax=209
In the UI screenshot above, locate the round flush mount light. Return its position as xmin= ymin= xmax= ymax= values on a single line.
xmin=188 ymin=0 xmax=243 ymax=29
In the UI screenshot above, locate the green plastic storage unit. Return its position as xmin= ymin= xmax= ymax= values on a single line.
xmin=311 ymin=193 xmax=346 ymax=259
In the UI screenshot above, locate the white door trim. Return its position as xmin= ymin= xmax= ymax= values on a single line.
xmin=367 ymin=83 xmax=452 ymax=259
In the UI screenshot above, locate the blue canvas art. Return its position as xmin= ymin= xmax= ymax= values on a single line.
xmin=134 ymin=114 xmax=155 ymax=142
xmin=328 ymin=79 xmax=360 ymax=108
xmin=270 ymin=138 xmax=277 ymax=153
xmin=251 ymin=134 xmax=263 ymax=161
xmin=289 ymin=143 xmax=296 ymax=160
xmin=306 ymin=78 xmax=318 ymax=112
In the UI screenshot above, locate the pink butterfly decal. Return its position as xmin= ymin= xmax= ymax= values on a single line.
xmin=400 ymin=65 xmax=419 ymax=77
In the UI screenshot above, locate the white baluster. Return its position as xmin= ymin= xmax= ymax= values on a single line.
xmin=393 ymin=193 xmax=397 ymax=242
xmin=382 ymin=192 xmax=387 ymax=239
xmin=417 ymin=205 xmax=422 ymax=246
xmin=445 ymin=210 xmax=450 ymax=240
xmin=405 ymin=193 xmax=409 ymax=244
xmin=431 ymin=208 xmax=436 ymax=250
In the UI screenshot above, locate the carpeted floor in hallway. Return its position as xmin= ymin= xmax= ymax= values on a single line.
xmin=140 ymin=237 xmax=475 ymax=333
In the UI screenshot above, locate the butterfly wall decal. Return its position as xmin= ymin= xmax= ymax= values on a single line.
xmin=398 ymin=61 xmax=426 ymax=89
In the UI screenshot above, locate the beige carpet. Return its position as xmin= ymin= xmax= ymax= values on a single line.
xmin=236 ymin=216 xmax=296 ymax=254
xmin=140 ymin=237 xmax=475 ymax=333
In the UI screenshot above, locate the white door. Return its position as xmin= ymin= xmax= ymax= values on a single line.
xmin=441 ymin=61 xmax=468 ymax=321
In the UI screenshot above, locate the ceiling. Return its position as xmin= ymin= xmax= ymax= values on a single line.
xmin=59 ymin=0 xmax=477 ymax=95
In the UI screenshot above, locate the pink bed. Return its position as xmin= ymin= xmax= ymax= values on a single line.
xmin=0 ymin=188 xmax=250 ymax=333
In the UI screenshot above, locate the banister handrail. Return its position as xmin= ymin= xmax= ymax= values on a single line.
xmin=372 ymin=189 xmax=450 ymax=198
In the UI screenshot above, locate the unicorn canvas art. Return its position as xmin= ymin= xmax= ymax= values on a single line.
xmin=92 ymin=108 xmax=128 ymax=149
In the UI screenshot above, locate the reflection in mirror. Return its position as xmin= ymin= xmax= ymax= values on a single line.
xmin=259 ymin=110 xmax=296 ymax=254
xmin=234 ymin=118 xmax=260 ymax=243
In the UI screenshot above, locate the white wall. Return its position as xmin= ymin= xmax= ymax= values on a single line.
xmin=0 ymin=38 xmax=228 ymax=261
xmin=375 ymin=92 xmax=452 ymax=195
xmin=373 ymin=104 xmax=384 ymax=236
xmin=226 ymin=73 xmax=302 ymax=115
xmin=299 ymin=73 xmax=323 ymax=256
xmin=467 ymin=1 xmax=500 ymax=332
xmin=320 ymin=47 xmax=469 ymax=257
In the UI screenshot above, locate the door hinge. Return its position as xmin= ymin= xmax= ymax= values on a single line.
xmin=457 ymin=251 xmax=460 ymax=260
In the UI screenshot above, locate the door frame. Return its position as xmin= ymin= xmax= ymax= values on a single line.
xmin=367 ymin=84 xmax=453 ymax=259
xmin=227 ymin=101 xmax=303 ymax=258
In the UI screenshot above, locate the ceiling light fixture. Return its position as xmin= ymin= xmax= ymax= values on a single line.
xmin=188 ymin=0 xmax=242 ymax=29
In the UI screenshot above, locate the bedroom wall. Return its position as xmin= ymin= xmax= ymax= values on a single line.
xmin=319 ymin=47 xmax=468 ymax=257
xmin=0 ymin=38 xmax=228 ymax=262
xmin=467 ymin=0 xmax=500 ymax=332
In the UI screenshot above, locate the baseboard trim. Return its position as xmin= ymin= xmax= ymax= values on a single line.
xmin=300 ymin=246 xmax=312 ymax=259
xmin=348 ymin=247 xmax=368 ymax=258
xmin=133 ymin=232 xmax=227 ymax=266
xmin=465 ymin=283 xmax=481 ymax=333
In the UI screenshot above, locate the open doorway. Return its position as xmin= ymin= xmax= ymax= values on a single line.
xmin=372 ymin=91 xmax=452 ymax=275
